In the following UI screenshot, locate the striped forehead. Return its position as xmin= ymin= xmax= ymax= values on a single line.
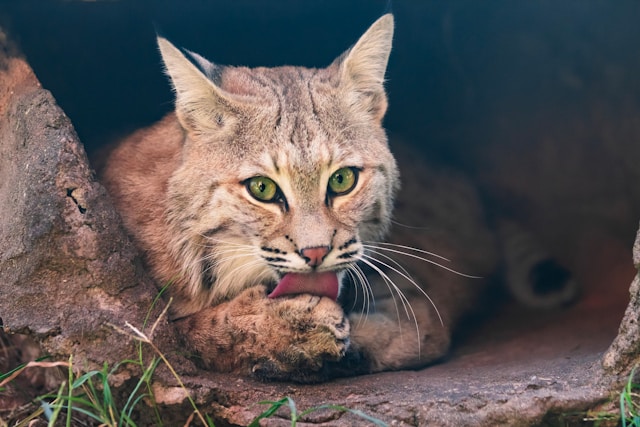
xmin=255 ymin=67 xmax=319 ymax=114
xmin=230 ymin=66 xmax=366 ymax=182
xmin=261 ymin=140 xmax=331 ymax=188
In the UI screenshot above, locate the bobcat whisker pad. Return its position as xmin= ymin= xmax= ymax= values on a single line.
xmin=99 ymin=13 xmax=568 ymax=381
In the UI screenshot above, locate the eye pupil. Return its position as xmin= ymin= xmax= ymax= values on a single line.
xmin=247 ymin=176 xmax=279 ymax=202
xmin=328 ymin=167 xmax=358 ymax=196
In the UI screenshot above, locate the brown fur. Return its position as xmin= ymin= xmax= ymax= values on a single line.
xmin=176 ymin=286 xmax=349 ymax=382
xmin=100 ymin=14 xmax=501 ymax=382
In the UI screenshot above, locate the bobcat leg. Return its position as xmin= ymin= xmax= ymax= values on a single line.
xmin=346 ymin=293 xmax=451 ymax=373
xmin=175 ymin=285 xmax=350 ymax=383
xmin=338 ymin=263 xmax=484 ymax=375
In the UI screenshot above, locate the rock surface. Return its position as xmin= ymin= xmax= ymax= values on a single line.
xmin=603 ymin=224 xmax=640 ymax=374
xmin=0 ymin=29 xmax=181 ymax=376
xmin=0 ymin=25 xmax=638 ymax=426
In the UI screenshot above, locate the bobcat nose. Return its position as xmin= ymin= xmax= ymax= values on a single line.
xmin=300 ymin=246 xmax=330 ymax=267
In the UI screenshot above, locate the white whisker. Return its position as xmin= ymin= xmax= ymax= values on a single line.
xmin=357 ymin=257 xmax=419 ymax=350
xmin=360 ymin=259 xmax=412 ymax=324
xmin=345 ymin=268 xmax=366 ymax=327
xmin=362 ymin=247 xmax=414 ymax=281
xmin=215 ymin=258 xmax=270 ymax=290
xmin=360 ymin=253 xmax=444 ymax=328
xmin=199 ymin=236 xmax=252 ymax=247
xmin=200 ymin=248 xmax=255 ymax=261
xmin=189 ymin=245 xmax=255 ymax=267
xmin=209 ymin=253 xmax=259 ymax=270
xmin=199 ymin=234 xmax=254 ymax=247
xmin=363 ymin=243 xmax=481 ymax=279
xmin=363 ymin=241 xmax=451 ymax=262
xmin=390 ymin=220 xmax=433 ymax=231
xmin=353 ymin=264 xmax=374 ymax=321
xmin=346 ymin=264 xmax=374 ymax=328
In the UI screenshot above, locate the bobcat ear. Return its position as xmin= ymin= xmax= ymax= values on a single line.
xmin=336 ymin=14 xmax=394 ymax=121
xmin=157 ymin=36 xmax=240 ymax=136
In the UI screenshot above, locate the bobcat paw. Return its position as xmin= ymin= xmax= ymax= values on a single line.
xmin=180 ymin=286 xmax=350 ymax=383
xmin=251 ymin=292 xmax=350 ymax=382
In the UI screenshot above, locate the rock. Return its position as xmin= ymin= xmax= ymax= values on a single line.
xmin=0 ymin=28 xmax=182 ymax=376
xmin=602 ymin=223 xmax=640 ymax=374
xmin=635 ymin=225 xmax=640 ymax=268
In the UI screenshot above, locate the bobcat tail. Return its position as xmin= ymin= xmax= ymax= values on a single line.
xmin=498 ymin=220 xmax=578 ymax=308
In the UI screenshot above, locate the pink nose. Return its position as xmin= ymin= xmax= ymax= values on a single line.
xmin=301 ymin=246 xmax=330 ymax=267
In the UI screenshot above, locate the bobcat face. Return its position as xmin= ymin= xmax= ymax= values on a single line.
xmin=158 ymin=30 xmax=398 ymax=306
xmin=216 ymin=132 xmax=388 ymax=301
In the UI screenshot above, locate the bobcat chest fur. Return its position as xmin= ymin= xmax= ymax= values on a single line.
xmin=100 ymin=14 xmax=573 ymax=382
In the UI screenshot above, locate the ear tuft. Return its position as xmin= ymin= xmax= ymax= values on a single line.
xmin=182 ymin=48 xmax=223 ymax=81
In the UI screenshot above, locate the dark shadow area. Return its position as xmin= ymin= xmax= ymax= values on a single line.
xmin=3 ymin=1 xmax=637 ymax=159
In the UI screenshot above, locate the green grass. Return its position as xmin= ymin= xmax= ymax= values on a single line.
xmin=621 ymin=367 xmax=640 ymax=427
xmin=564 ymin=366 xmax=640 ymax=427
xmin=0 ymin=354 xmax=163 ymax=427
xmin=0 ymin=298 xmax=386 ymax=427
xmin=250 ymin=397 xmax=387 ymax=427
xmin=2 ymin=354 xmax=386 ymax=426
xmin=45 ymin=356 xmax=161 ymax=427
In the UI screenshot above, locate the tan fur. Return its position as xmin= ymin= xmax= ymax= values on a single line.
xmin=100 ymin=14 xmax=500 ymax=382
xmin=176 ymin=286 xmax=349 ymax=381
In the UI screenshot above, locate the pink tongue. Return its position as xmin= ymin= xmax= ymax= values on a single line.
xmin=268 ymin=272 xmax=339 ymax=301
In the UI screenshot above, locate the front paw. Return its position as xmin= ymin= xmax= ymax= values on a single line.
xmin=251 ymin=293 xmax=350 ymax=382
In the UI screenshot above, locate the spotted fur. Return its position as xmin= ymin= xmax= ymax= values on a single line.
xmin=100 ymin=14 xmax=575 ymax=382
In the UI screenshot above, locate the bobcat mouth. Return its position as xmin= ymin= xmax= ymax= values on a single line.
xmin=268 ymin=272 xmax=339 ymax=301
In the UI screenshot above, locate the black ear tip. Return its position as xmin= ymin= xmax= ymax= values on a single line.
xmin=383 ymin=0 xmax=394 ymax=15
xmin=153 ymin=22 xmax=166 ymax=39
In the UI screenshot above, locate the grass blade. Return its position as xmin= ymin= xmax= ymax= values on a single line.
xmin=47 ymin=382 xmax=68 ymax=427
xmin=249 ymin=398 xmax=290 ymax=427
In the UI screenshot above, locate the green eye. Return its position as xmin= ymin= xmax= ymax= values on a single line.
xmin=247 ymin=176 xmax=279 ymax=202
xmin=328 ymin=167 xmax=358 ymax=196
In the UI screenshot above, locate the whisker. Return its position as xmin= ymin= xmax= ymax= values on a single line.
xmin=359 ymin=258 xmax=412 ymax=324
xmin=390 ymin=219 xmax=433 ymax=231
xmin=344 ymin=268 xmax=365 ymax=327
xmin=197 ymin=253 xmax=254 ymax=281
xmin=362 ymin=247 xmax=414 ymax=281
xmin=344 ymin=268 xmax=359 ymax=311
xmin=192 ymin=241 xmax=256 ymax=265
xmin=354 ymin=264 xmax=384 ymax=330
xmin=190 ymin=245 xmax=262 ymax=277
xmin=347 ymin=264 xmax=374 ymax=328
xmin=215 ymin=258 xmax=270 ymax=287
xmin=196 ymin=246 xmax=256 ymax=265
xmin=199 ymin=235 xmax=257 ymax=250
xmin=361 ymin=253 xmax=444 ymax=327
xmin=363 ymin=243 xmax=481 ymax=279
xmin=357 ymin=257 xmax=419 ymax=350
xmin=363 ymin=241 xmax=451 ymax=262
xmin=353 ymin=264 xmax=374 ymax=320
xmin=201 ymin=247 xmax=255 ymax=260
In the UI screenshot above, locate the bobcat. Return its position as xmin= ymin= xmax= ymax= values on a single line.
xmin=100 ymin=14 xmax=575 ymax=382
